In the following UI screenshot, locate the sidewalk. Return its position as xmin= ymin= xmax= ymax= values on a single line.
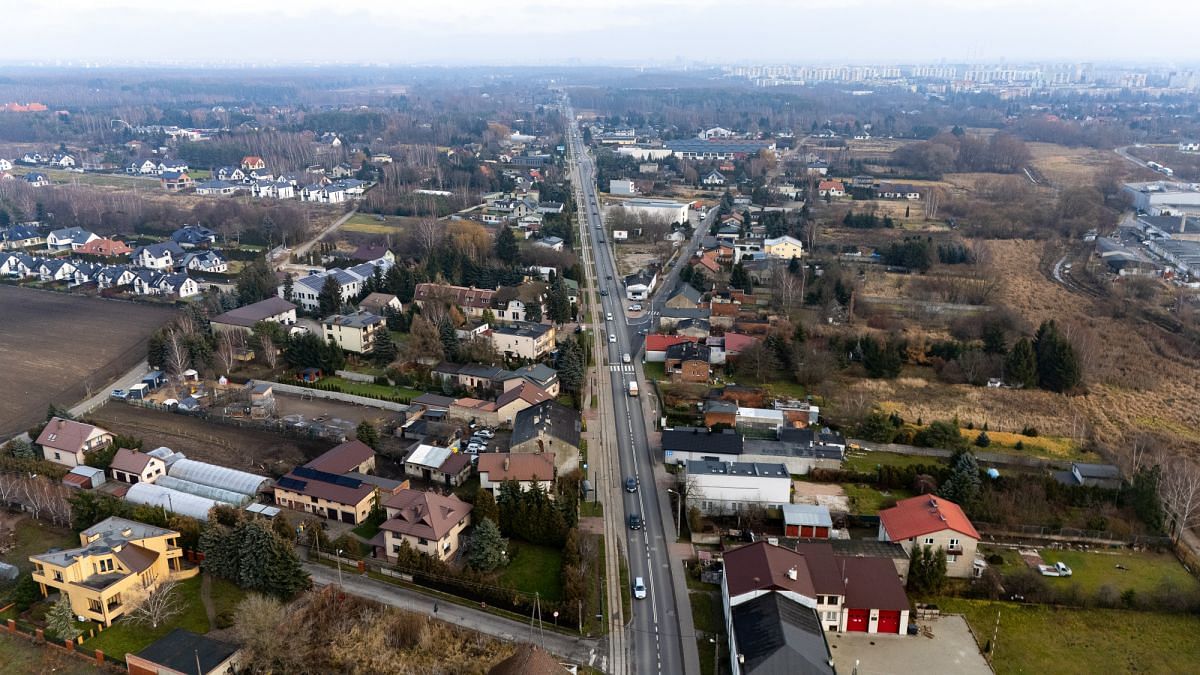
xmin=69 ymin=359 xmax=149 ymax=418
xmin=304 ymin=563 xmax=603 ymax=669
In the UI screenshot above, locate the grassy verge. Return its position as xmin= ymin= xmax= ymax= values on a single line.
xmin=642 ymin=362 xmax=665 ymax=382
xmin=618 ymin=552 xmax=632 ymax=625
xmin=589 ymin=535 xmax=608 ymax=636
xmin=579 ymin=501 xmax=603 ymax=517
xmin=939 ymin=597 xmax=1200 ymax=674
xmin=83 ymin=576 xmax=208 ymax=658
xmin=843 ymin=450 xmax=946 ymax=473
xmin=499 ymin=542 xmax=564 ymax=603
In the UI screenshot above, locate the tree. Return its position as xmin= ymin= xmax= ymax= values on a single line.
xmin=163 ymin=329 xmax=191 ymax=388
xmin=730 ymin=262 xmax=752 ymax=293
xmin=371 ymin=330 xmax=398 ymax=366
xmin=1033 ymin=320 xmax=1080 ymax=392
xmin=215 ymin=330 xmax=240 ymax=375
xmin=861 ymin=336 xmax=903 ymax=379
xmin=356 ymin=421 xmax=380 ymax=449
xmin=437 ymin=317 xmax=458 ymax=361
xmin=1005 ymin=338 xmax=1038 ymax=388
xmin=1158 ymin=455 xmax=1200 ymax=543
xmin=236 ymin=259 xmax=278 ymax=305
xmin=127 ymin=580 xmax=183 ymax=629
xmin=915 ymin=420 xmax=967 ymax=451
xmin=473 ymin=489 xmax=499 ymax=525
xmin=46 ymin=594 xmax=81 ymax=641
xmin=404 ymin=316 xmax=444 ymax=362
xmin=907 ymin=545 xmax=948 ymax=594
xmin=557 ymin=339 xmax=586 ymax=396
xmin=974 ymin=431 xmax=991 ymax=447
xmin=495 ymin=226 xmax=519 ymax=266
xmin=318 ymin=275 xmax=343 ymax=317
xmin=200 ymin=519 xmax=311 ymax=600
xmin=735 ymin=341 xmax=780 ymax=382
xmin=547 ymin=278 xmax=572 ymax=325
xmin=939 ymin=450 xmax=982 ymax=508
xmin=282 ymin=273 xmax=295 ymax=303
xmin=524 ymin=300 xmax=543 ymax=324
xmin=466 ymin=518 xmax=507 ymax=572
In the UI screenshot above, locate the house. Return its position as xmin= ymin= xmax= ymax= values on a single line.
xmin=142 ymin=272 xmax=200 ymax=298
xmin=1 ymin=224 xmax=43 ymax=250
xmin=24 ymin=172 xmax=50 ymax=187
xmin=274 ymin=466 xmax=378 ymax=525
xmin=645 ymin=334 xmax=699 ymax=363
xmin=131 ymin=241 xmax=185 ymax=269
xmin=478 ymin=453 xmax=556 ymax=498
xmin=488 ymin=643 xmax=572 ymax=675
xmin=213 ymin=166 xmax=245 ymax=182
xmin=109 ymin=448 xmax=167 ymax=485
xmin=662 ymin=428 xmax=743 ymax=465
xmin=194 ymin=179 xmax=238 ymax=196
xmin=493 ymin=283 xmax=547 ymax=323
xmin=535 ymin=236 xmax=565 ymax=251
xmin=817 ymin=180 xmax=845 ymax=197
xmin=684 ymin=460 xmax=791 ymax=515
xmin=95 ymin=265 xmax=136 ymax=289
xmin=1055 ymin=462 xmax=1122 ymax=490
xmin=76 ymin=237 xmax=132 ymax=256
xmin=702 ymin=170 xmax=727 ymax=186
xmin=664 ymin=284 xmax=703 ymax=309
xmin=624 ymin=270 xmax=658 ymax=301
xmin=489 ymin=322 xmax=556 ymax=361
xmin=37 ymin=417 xmax=113 ymax=468
xmin=501 ymin=363 xmax=561 ymax=397
xmin=510 ymin=401 xmax=581 ymax=470
xmin=728 ymin=593 xmax=835 ymax=675
xmin=358 ymin=292 xmax=403 ymax=316
xmin=878 ymin=495 xmax=981 ymax=578
xmin=37 ymin=258 xmax=79 ymax=283
xmin=782 ymin=504 xmax=833 ymax=539
xmin=704 ymin=399 xmax=739 ymax=428
xmin=171 ymin=224 xmax=217 ymax=248
xmin=876 ymin=182 xmax=923 ymax=200
xmin=131 ymin=158 xmax=160 ymax=175
xmin=805 ymin=160 xmax=830 ymax=176
xmin=665 ymin=341 xmax=711 ymax=383
xmin=240 ymin=156 xmax=266 ymax=170
xmin=723 ymin=540 xmax=911 ymax=637
xmin=0 ymin=159 xmax=11 ymax=171
xmin=306 ymin=439 xmax=377 ymax=475
xmin=182 ymin=250 xmax=228 ymax=274
xmin=127 ymin=629 xmax=243 ymax=675
xmin=762 ymin=235 xmax=804 ymax=260
xmin=493 ymin=381 xmax=554 ymax=426
xmin=208 ymin=297 xmax=298 ymax=336
xmin=160 ymin=171 xmax=194 ymax=192
xmin=46 ymin=227 xmax=100 ymax=251
xmin=413 ymin=283 xmax=497 ymax=319
xmin=323 ymin=310 xmax=384 ymax=353
xmin=158 ymin=159 xmax=189 ymax=174
xmin=378 ymin=489 xmax=472 ymax=562
xmin=30 ymin=517 xmax=187 ymax=626
xmin=403 ymin=444 xmax=473 ymax=487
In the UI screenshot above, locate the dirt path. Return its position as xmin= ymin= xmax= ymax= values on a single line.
xmin=200 ymin=573 xmax=216 ymax=627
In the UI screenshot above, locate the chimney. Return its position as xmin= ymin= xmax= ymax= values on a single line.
xmin=787 ymin=566 xmax=798 ymax=581
xmin=504 ymin=456 xmax=510 ymax=471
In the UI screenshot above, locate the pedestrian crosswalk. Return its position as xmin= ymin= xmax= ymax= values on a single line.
xmin=608 ymin=364 xmax=636 ymax=373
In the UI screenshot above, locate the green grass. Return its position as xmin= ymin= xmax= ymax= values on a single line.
xmin=207 ymin=578 xmax=246 ymax=627
xmin=618 ymin=553 xmax=631 ymax=624
xmin=843 ymin=450 xmax=946 ymax=473
xmin=939 ymin=598 xmax=1200 ymax=675
xmin=762 ymin=380 xmax=807 ymax=400
xmin=351 ymin=519 xmax=382 ymax=540
xmin=579 ymin=501 xmax=604 ymax=517
xmin=840 ymin=483 xmax=913 ymax=515
xmin=1037 ymin=548 xmax=1198 ymax=596
xmin=642 ymin=362 xmax=665 ymax=382
xmin=0 ymin=633 xmax=104 ymax=674
xmin=311 ymin=375 xmax=422 ymax=402
xmin=1 ymin=520 xmax=78 ymax=605
xmin=499 ymin=542 xmax=564 ymax=603
xmin=10 ymin=165 xmax=157 ymax=189
xmin=82 ymin=576 xmax=208 ymax=659
xmin=691 ymin=590 xmax=728 ymax=675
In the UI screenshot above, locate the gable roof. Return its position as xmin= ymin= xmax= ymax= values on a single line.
xmin=109 ymin=448 xmax=154 ymax=474
xmin=381 ymin=489 xmax=472 ymax=541
xmin=879 ymin=495 xmax=980 ymax=541
xmin=36 ymin=417 xmax=109 ymax=453
xmin=478 ymin=453 xmax=556 ymax=483
xmin=211 ymin=296 xmax=297 ymax=328
xmin=644 ymin=334 xmax=698 ymax=352
xmin=665 ymin=341 xmax=710 ymax=362
xmin=731 ymin=593 xmax=834 ymax=675
xmin=495 ymin=381 xmax=553 ymax=409
xmin=667 ymin=283 xmax=703 ymax=305
xmin=304 ymin=439 xmax=375 ymax=474
xmin=358 ymin=292 xmax=399 ymax=314
xmin=511 ymin=401 xmax=581 ymax=450
xmin=488 ymin=643 xmax=571 ymax=675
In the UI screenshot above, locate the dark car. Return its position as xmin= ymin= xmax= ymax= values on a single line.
xmin=600 ymin=289 xmax=608 ymax=296
xmin=628 ymin=514 xmax=643 ymax=530
xmin=624 ymin=477 xmax=638 ymax=493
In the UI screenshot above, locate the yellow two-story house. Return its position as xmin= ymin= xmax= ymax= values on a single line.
xmin=31 ymin=517 xmax=187 ymax=626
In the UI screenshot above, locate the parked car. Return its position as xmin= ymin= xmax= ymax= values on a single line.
xmin=629 ymin=304 xmax=642 ymax=311
xmin=467 ymin=443 xmax=485 ymax=453
xmin=475 ymin=429 xmax=495 ymax=439
xmin=633 ymin=576 xmax=647 ymax=600
xmin=624 ymin=477 xmax=638 ymax=492
xmin=1055 ymin=561 xmax=1073 ymax=576
xmin=110 ymin=389 xmax=127 ymax=400
xmin=628 ymin=514 xmax=643 ymax=530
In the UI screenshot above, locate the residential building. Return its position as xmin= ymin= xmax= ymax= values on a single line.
xmin=1054 ymin=462 xmax=1122 ymax=490
xmin=510 ymin=401 xmax=581 ymax=470
xmin=131 ymin=241 xmax=185 ymax=270
xmin=878 ymin=495 xmax=981 ymax=578
xmin=46 ymin=227 xmax=100 ymax=251
xmin=664 ymin=284 xmax=703 ymax=309
xmin=240 ymin=156 xmax=266 ymax=170
xmin=37 ymin=417 xmax=113 ymax=467
xmin=109 ymin=448 xmax=167 ymax=485
xmin=181 ymin=250 xmax=228 ymax=274
xmin=477 ymin=453 xmax=557 ymax=498
xmin=403 ymin=444 xmax=473 ymax=487
xmin=413 ymin=283 xmax=496 ymax=319
xmin=75 ymin=237 xmax=133 ymax=256
xmin=273 ymin=441 xmax=381 ymax=525
xmin=493 ymin=381 xmax=554 ymax=426
xmin=209 ymin=296 xmax=298 ymax=335
xmin=358 ymin=292 xmax=403 ymax=316
xmin=24 ymin=172 xmax=49 ymax=187
xmin=702 ymin=170 xmax=726 ymax=186
xmin=493 ymin=283 xmax=547 ymax=323
xmin=624 ymin=270 xmax=658 ymax=301
xmin=305 ymin=439 xmax=377 ymax=475
xmin=662 ymin=427 xmax=744 ymax=465
xmin=782 ymin=504 xmax=833 ymax=539
xmin=685 ymin=460 xmax=791 ymax=515
xmin=762 ymin=235 xmax=804 ymax=259
xmin=378 ymin=489 xmax=472 ymax=562
xmin=127 ymin=629 xmax=243 ymax=675
xmin=323 ymin=310 xmax=385 ymax=354
xmin=729 ymin=593 xmax=834 ymax=675
xmin=30 ymin=517 xmax=187 ymax=626
xmin=170 ymin=224 xmax=217 ymax=248
xmin=160 ymin=171 xmax=194 ymax=192
xmin=817 ymin=180 xmax=845 ymax=197
xmin=502 ymin=363 xmax=561 ymax=397
xmin=644 ymin=334 xmax=699 ymax=362
xmin=665 ymin=341 xmax=711 ymax=383
xmin=194 ymin=180 xmax=238 ymax=196
xmin=0 ymin=224 xmax=43 ymax=250
xmin=876 ymin=182 xmax=923 ymax=200
xmin=489 ymin=322 xmax=556 ymax=360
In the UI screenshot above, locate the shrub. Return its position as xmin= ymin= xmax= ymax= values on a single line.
xmin=1021 ymin=425 xmax=1039 ymax=437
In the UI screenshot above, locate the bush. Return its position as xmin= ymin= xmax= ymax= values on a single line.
xmin=1021 ymin=425 xmax=1039 ymax=437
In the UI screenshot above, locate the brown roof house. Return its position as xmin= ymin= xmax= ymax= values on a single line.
xmin=378 ymin=489 xmax=472 ymax=562
xmin=305 ymin=439 xmax=377 ymax=475
xmin=358 ymin=291 xmax=403 ymax=316
xmin=488 ymin=643 xmax=571 ymax=675
xmin=478 ymin=453 xmax=556 ymax=498
xmin=665 ymin=341 xmax=711 ymax=383
xmin=272 ymin=440 xmax=383 ymax=525
xmin=109 ymin=448 xmax=166 ymax=485
xmin=37 ymin=417 xmax=113 ymax=468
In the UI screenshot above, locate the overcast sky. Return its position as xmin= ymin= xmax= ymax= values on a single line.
xmin=11 ymin=0 xmax=1200 ymax=66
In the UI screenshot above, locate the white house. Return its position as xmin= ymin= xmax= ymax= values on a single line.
xmin=702 ymin=170 xmax=726 ymax=186
xmin=683 ymin=460 xmax=791 ymax=515
xmin=0 ymin=159 xmax=12 ymax=171
xmin=477 ymin=453 xmax=556 ymax=498
xmin=610 ymin=179 xmax=637 ymax=196
xmin=181 ymin=250 xmax=228 ymax=274
xmin=131 ymin=242 xmax=186 ymax=269
xmin=762 ymin=235 xmax=804 ymax=259
xmin=46 ymin=227 xmax=99 ymax=251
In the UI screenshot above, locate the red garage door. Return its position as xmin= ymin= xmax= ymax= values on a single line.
xmin=877 ymin=610 xmax=901 ymax=633
xmin=846 ymin=608 xmax=869 ymax=632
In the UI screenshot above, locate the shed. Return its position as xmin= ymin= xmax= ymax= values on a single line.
xmin=782 ymin=504 xmax=833 ymax=539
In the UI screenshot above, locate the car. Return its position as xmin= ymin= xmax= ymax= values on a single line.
xmin=628 ymin=514 xmax=643 ymax=530
xmin=600 ymin=289 xmax=608 ymax=296
xmin=633 ymin=576 xmax=647 ymax=600
xmin=625 ymin=477 xmax=638 ymax=492
xmin=606 ymin=275 xmax=612 ymax=280
xmin=467 ymin=443 xmax=485 ymax=453
xmin=475 ymin=428 xmax=495 ymax=439
xmin=110 ymin=389 xmax=128 ymax=400
xmin=629 ymin=304 xmax=642 ymax=311
xmin=1055 ymin=561 xmax=1073 ymax=577
xmin=622 ymin=353 xmax=631 ymax=363
xmin=464 ymin=446 xmax=480 ymax=455
xmin=609 ymin=334 xmax=617 ymax=343
xmin=606 ymin=312 xmax=613 ymax=321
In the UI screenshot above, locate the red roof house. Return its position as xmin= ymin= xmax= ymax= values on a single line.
xmin=878 ymin=495 xmax=981 ymax=578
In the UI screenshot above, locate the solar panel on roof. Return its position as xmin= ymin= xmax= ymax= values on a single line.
xmin=292 ymin=466 xmax=362 ymax=488
xmin=276 ymin=476 xmax=308 ymax=491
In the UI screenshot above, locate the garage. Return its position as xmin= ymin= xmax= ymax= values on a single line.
xmin=876 ymin=610 xmax=901 ymax=634
xmin=846 ymin=608 xmax=869 ymax=632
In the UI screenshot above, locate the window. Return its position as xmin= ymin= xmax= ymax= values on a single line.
xmin=947 ymin=555 xmax=958 ymax=563
xmin=89 ymin=599 xmax=101 ymax=613
xmin=949 ymin=538 xmax=961 ymax=548
xmin=54 ymin=452 xmax=61 ymax=460
xmin=392 ymin=544 xmax=402 ymax=554
xmin=823 ymin=611 xmax=839 ymax=623
xmin=923 ymin=537 xmax=935 ymax=546
xmin=418 ymin=538 xmax=428 ymax=546
xmin=53 ymin=571 xmax=63 ymax=582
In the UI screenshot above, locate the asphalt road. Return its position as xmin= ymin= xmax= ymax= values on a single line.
xmin=563 ymin=102 xmax=696 ymax=675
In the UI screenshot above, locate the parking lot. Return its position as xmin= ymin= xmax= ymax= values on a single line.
xmin=827 ymin=615 xmax=991 ymax=675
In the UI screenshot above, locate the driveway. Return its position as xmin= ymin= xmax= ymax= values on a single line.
xmin=828 ymin=615 xmax=992 ymax=675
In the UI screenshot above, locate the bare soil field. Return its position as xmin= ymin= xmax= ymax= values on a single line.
xmin=0 ymin=286 xmax=176 ymax=438
xmin=1026 ymin=142 xmax=1121 ymax=187
xmin=88 ymin=401 xmax=331 ymax=475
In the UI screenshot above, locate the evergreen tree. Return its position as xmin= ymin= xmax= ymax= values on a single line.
xmin=473 ymin=489 xmax=500 ymax=525
xmin=371 ymin=329 xmax=397 ymax=365
xmin=236 ymin=259 xmax=278 ymax=305
xmin=1005 ymin=338 xmax=1038 ymax=388
xmin=907 ymin=545 xmax=948 ymax=594
xmin=547 ymin=278 xmax=571 ymax=325
xmin=861 ymin=336 xmax=903 ymax=379
xmin=495 ymin=226 xmax=520 ymax=266
xmin=939 ymin=450 xmax=982 ymax=507
xmin=282 ymin=273 xmax=295 ymax=303
xmin=1033 ymin=320 xmax=1080 ymax=392
xmin=466 ymin=518 xmax=507 ymax=572
xmin=557 ymin=339 xmax=586 ymax=395
xmin=46 ymin=594 xmax=81 ymax=641
xmin=974 ymin=431 xmax=991 ymax=447
xmin=438 ymin=318 xmax=458 ymax=361
xmin=730 ymin=263 xmax=752 ymax=293
xmin=317 ymin=275 xmax=343 ymax=317
xmin=356 ymin=420 xmax=379 ymax=448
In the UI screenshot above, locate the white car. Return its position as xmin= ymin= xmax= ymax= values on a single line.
xmin=629 ymin=304 xmax=642 ymax=311
xmin=467 ymin=443 xmax=485 ymax=453
xmin=633 ymin=577 xmax=647 ymax=600
xmin=609 ymin=334 xmax=617 ymax=343
xmin=606 ymin=312 xmax=613 ymax=321
xmin=623 ymin=353 xmax=631 ymax=363
xmin=475 ymin=429 xmax=495 ymax=439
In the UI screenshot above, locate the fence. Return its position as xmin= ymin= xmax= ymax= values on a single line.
xmin=1 ymin=617 xmax=125 ymax=673
xmin=335 ymin=370 xmax=378 ymax=384
xmin=123 ymin=398 xmax=350 ymax=442
xmin=268 ymin=380 xmax=412 ymax=411
xmin=851 ymin=440 xmax=1069 ymax=470
xmin=973 ymin=521 xmax=1173 ymax=549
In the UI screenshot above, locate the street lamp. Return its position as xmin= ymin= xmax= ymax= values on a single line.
xmin=335 ymin=548 xmax=344 ymax=587
xmin=666 ymin=488 xmax=683 ymax=537
xmin=709 ymin=636 xmax=720 ymax=675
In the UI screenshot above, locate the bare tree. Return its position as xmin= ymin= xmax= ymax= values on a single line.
xmin=163 ymin=329 xmax=191 ymax=391
xmin=1158 ymin=455 xmax=1200 ymax=544
xmin=128 ymin=580 xmax=184 ymax=629
xmin=215 ymin=331 xmax=238 ymax=375
xmin=770 ymin=266 xmax=803 ymax=313
xmin=413 ymin=218 xmax=443 ymax=258
xmin=259 ymin=333 xmax=279 ymax=369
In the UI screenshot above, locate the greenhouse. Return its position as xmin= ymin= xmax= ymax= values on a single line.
xmin=125 ymin=482 xmax=221 ymax=521
xmin=146 ymin=447 xmax=268 ymax=496
xmin=155 ymin=475 xmax=251 ymax=506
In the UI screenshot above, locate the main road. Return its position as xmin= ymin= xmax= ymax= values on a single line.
xmin=563 ymin=99 xmax=700 ymax=675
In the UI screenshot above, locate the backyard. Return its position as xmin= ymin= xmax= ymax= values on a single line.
xmin=498 ymin=542 xmax=564 ymax=603
xmin=0 ymin=633 xmax=102 ymax=675
xmin=981 ymin=545 xmax=1199 ymax=597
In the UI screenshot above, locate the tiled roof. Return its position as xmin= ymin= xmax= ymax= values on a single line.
xmin=879 ymin=495 xmax=980 ymax=541
xmin=478 ymin=453 xmax=556 ymax=483
xmin=381 ymin=489 xmax=472 ymax=541
xmin=304 ymin=439 xmax=375 ymax=475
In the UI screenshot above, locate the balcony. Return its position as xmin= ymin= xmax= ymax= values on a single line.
xmin=946 ymin=546 xmax=964 ymax=556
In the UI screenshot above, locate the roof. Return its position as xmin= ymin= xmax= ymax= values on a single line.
xmin=109 ymin=448 xmax=154 ymax=474
xmin=666 ymin=341 xmax=710 ymax=363
xmin=114 ymin=543 xmax=157 ymax=574
xmin=661 ymin=428 xmax=743 ymax=455
xmin=879 ymin=495 xmax=980 ymax=541
xmin=406 ymin=444 xmax=453 ymax=470
xmin=731 ymin=593 xmax=834 ymax=675
xmin=724 ymin=541 xmax=835 ymax=599
xmin=496 ymin=381 xmax=553 ymax=409
xmin=1073 ymin=462 xmax=1121 ymax=479
xmin=782 ymin=504 xmax=833 ymax=529
xmin=645 ymin=334 xmax=698 ymax=352
xmin=723 ymin=332 xmax=758 ymax=353
xmin=838 ymin=555 xmax=911 ymax=610
xmin=323 ymin=310 xmax=383 ymax=330
xmin=81 ymin=517 xmax=174 ymax=547
xmin=685 ymin=460 xmax=789 ymax=480
xmin=135 ymin=629 xmax=240 ymax=674
xmin=488 ymin=643 xmax=572 ymax=675
xmin=275 ymin=467 xmax=375 ymax=506
xmin=491 ymin=321 xmax=551 ymax=339
xmin=667 ymin=284 xmax=702 ymax=305
xmin=36 ymin=417 xmax=109 ymax=453
xmin=511 ymin=401 xmax=581 ymax=450
xmin=358 ymin=292 xmax=400 ymax=314
xmin=381 ymin=489 xmax=472 ymax=541
xmin=478 ymin=453 xmax=556 ymax=483
xmin=211 ymin=296 xmax=297 ymax=327
xmin=305 ymin=439 xmax=375 ymax=474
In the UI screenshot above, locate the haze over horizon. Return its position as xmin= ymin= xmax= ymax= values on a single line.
xmin=8 ymin=0 xmax=1200 ymax=67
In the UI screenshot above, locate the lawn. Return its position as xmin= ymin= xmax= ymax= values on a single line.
xmin=642 ymin=362 xmax=665 ymax=382
xmin=939 ymin=598 xmax=1200 ymax=675
xmin=840 ymin=483 xmax=913 ymax=515
xmin=690 ymin=590 xmax=728 ymax=675
xmin=964 ymin=428 xmax=1081 ymax=460
xmin=0 ymin=633 xmax=103 ymax=674
xmin=341 ymin=213 xmax=418 ymax=235
xmin=207 ymin=578 xmax=246 ymax=628
xmin=844 ymin=450 xmax=945 ymax=473
xmin=82 ymin=576 xmax=208 ymax=659
xmin=315 ymin=375 xmax=422 ymax=402
xmin=1 ymin=519 xmax=79 ymax=598
xmin=579 ymin=501 xmax=603 ymax=518
xmin=499 ymin=542 xmax=564 ymax=603
xmin=1037 ymin=548 xmax=1198 ymax=597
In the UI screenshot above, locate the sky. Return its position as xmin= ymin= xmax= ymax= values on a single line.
xmin=8 ymin=0 xmax=1200 ymax=66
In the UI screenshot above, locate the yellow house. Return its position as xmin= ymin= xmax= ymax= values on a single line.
xmin=30 ymin=517 xmax=189 ymax=626
xmin=763 ymin=235 xmax=804 ymax=260
xmin=379 ymin=489 xmax=472 ymax=562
